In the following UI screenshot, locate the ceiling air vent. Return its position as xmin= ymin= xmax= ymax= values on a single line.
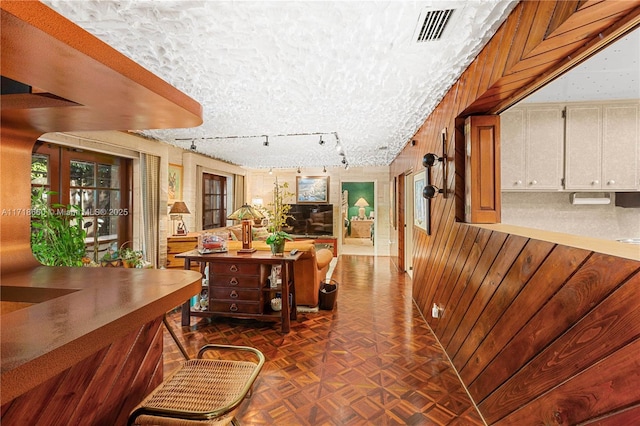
xmin=415 ymin=8 xmax=454 ymax=42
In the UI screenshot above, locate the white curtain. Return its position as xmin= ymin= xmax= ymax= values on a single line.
xmin=140 ymin=154 xmax=160 ymax=268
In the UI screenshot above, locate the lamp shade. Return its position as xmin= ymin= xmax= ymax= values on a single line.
xmin=354 ymin=197 xmax=369 ymax=207
xmin=227 ymin=204 xmax=264 ymax=221
xmin=169 ymin=201 xmax=190 ymax=214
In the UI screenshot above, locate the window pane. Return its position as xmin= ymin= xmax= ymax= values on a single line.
xmin=31 ymin=154 xmax=49 ymax=185
xmin=70 ymin=161 xmax=95 ymax=187
xmin=98 ymin=216 xmax=118 ymax=238
xmin=70 ymin=188 xmax=95 ymax=215
xmin=98 ymin=164 xmax=120 ymax=188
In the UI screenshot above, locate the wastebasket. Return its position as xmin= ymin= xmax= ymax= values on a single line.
xmin=319 ymin=279 xmax=338 ymax=310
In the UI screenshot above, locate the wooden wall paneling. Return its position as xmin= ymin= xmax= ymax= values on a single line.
xmin=437 ymin=228 xmax=493 ymax=344
xmin=494 ymin=338 xmax=640 ymax=425
xmin=397 ymin=173 xmax=405 ymax=271
xmin=427 ymin=223 xmax=469 ymax=322
xmin=582 ymin=404 xmax=640 ymax=425
xmin=389 ymin=2 xmax=640 ymax=422
xmin=467 ymin=245 xmax=591 ymax=401
xmin=474 ymin=253 xmax=639 ymax=406
xmin=457 ymin=239 xmax=556 ymax=383
xmin=419 ymin=200 xmax=457 ymax=315
xmin=1 ymin=317 xmax=163 ymax=424
xmin=449 ymin=234 xmax=529 ymax=367
xmin=433 ymin=226 xmax=480 ymax=335
xmin=503 ymin=0 xmax=542 ymax=74
xmin=441 ymin=232 xmax=509 ymax=353
xmin=481 ymin=273 xmax=640 ymax=423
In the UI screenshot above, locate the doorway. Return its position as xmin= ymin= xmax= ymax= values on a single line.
xmin=403 ymin=171 xmax=414 ymax=278
xmin=341 ymin=181 xmax=375 ymax=255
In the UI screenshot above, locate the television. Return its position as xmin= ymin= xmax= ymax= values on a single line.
xmin=287 ymin=204 xmax=334 ymax=236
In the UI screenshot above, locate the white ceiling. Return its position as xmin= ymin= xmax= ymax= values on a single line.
xmin=523 ymin=27 xmax=640 ymax=104
xmin=43 ymin=0 xmax=517 ymax=169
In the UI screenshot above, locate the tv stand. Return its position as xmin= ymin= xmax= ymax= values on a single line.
xmin=291 ymin=235 xmax=337 ymax=257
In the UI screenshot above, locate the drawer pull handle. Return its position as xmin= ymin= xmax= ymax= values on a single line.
xmin=229 ymin=265 xmax=239 ymax=272
xmin=230 ymin=290 xmax=238 ymax=298
xmin=229 ymin=303 xmax=238 ymax=312
xmin=229 ymin=277 xmax=239 ymax=286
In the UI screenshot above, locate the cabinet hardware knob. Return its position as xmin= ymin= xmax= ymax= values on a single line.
xmin=229 ymin=277 xmax=239 ymax=286
xmin=530 ymin=180 xmax=537 ymax=185
xmin=230 ymin=290 xmax=238 ymax=298
xmin=592 ymin=180 xmax=599 ymax=185
xmin=607 ymin=180 xmax=615 ymax=185
xmin=516 ymin=180 xmax=522 ymax=185
xmin=229 ymin=265 xmax=238 ymax=272
xmin=229 ymin=303 xmax=238 ymax=312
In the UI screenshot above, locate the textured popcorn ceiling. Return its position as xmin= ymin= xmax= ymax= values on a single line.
xmin=43 ymin=0 xmax=518 ymax=169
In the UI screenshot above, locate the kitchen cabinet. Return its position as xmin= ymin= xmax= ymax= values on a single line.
xmin=565 ymin=101 xmax=639 ymax=191
xmin=501 ymin=105 xmax=564 ymax=191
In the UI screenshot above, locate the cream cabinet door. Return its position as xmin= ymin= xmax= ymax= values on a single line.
xmin=501 ymin=105 xmax=563 ymax=191
xmin=501 ymin=108 xmax=526 ymax=190
xmin=525 ymin=106 xmax=564 ymax=190
xmin=602 ymin=102 xmax=639 ymax=190
xmin=565 ymin=105 xmax=602 ymax=190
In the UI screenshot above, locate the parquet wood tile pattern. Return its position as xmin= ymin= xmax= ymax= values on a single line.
xmin=164 ymin=255 xmax=484 ymax=425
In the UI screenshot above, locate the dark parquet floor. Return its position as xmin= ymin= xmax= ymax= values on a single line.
xmin=164 ymin=255 xmax=484 ymax=426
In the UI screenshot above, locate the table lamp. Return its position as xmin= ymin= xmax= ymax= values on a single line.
xmin=228 ymin=204 xmax=264 ymax=253
xmin=169 ymin=201 xmax=190 ymax=235
xmin=354 ymin=197 xmax=369 ymax=220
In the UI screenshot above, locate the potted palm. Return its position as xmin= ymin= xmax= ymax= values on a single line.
xmin=264 ymin=179 xmax=293 ymax=255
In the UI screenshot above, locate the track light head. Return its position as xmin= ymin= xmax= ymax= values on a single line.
xmin=341 ymin=157 xmax=346 ymax=165
xmin=263 ymin=135 xmax=269 ymax=147
xmin=190 ymin=140 xmax=197 ymax=151
xmin=319 ymin=135 xmax=325 ymax=145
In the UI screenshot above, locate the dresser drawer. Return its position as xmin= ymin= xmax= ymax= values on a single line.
xmin=210 ymin=275 xmax=261 ymax=289
xmin=209 ymin=262 xmax=260 ymax=276
xmin=210 ymin=301 xmax=262 ymax=314
xmin=209 ymin=287 xmax=261 ymax=302
xmin=167 ymin=239 xmax=198 ymax=254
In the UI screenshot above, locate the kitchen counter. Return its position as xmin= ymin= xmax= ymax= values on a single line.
xmin=0 ymin=266 xmax=202 ymax=404
xmin=477 ymin=223 xmax=640 ymax=261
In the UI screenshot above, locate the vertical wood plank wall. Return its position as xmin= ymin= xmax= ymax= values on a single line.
xmin=390 ymin=1 xmax=640 ymax=424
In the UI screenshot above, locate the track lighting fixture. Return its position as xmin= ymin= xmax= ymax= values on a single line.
xmin=319 ymin=135 xmax=325 ymax=145
xmin=268 ymin=168 xmax=273 ymax=175
xmin=297 ymin=167 xmax=301 ymax=174
xmin=345 ymin=162 xmax=349 ymax=170
xmin=263 ymin=135 xmax=269 ymax=147
xmin=323 ymin=165 xmax=327 ymax=173
xmin=190 ymin=140 xmax=197 ymax=151
xmin=341 ymin=157 xmax=346 ymax=165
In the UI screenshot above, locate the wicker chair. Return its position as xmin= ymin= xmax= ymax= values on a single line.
xmin=128 ymin=316 xmax=265 ymax=426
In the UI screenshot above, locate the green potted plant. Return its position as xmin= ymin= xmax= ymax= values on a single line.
xmin=30 ymin=187 xmax=88 ymax=267
xmin=264 ymin=179 xmax=294 ymax=255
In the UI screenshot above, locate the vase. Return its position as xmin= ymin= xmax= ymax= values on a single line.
xmin=270 ymin=241 xmax=285 ymax=256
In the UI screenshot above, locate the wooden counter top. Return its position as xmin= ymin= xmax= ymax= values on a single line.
xmin=476 ymin=223 xmax=640 ymax=261
xmin=0 ymin=266 xmax=202 ymax=404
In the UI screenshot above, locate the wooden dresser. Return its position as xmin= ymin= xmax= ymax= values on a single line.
xmin=167 ymin=233 xmax=199 ymax=269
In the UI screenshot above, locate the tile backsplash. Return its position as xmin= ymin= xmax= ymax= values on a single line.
xmin=502 ymin=192 xmax=640 ymax=241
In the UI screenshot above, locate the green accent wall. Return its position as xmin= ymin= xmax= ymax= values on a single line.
xmin=342 ymin=182 xmax=374 ymax=219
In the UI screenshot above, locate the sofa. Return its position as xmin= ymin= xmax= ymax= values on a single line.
xmin=217 ymin=237 xmax=333 ymax=307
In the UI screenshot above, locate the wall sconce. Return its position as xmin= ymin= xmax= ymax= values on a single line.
xmin=422 ymin=128 xmax=448 ymax=199
xmin=423 ymin=185 xmax=444 ymax=199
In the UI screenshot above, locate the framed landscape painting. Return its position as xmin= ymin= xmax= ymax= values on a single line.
xmin=296 ymin=176 xmax=329 ymax=203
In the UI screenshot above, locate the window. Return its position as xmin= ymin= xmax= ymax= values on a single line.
xmin=32 ymin=142 xmax=132 ymax=260
xmin=202 ymin=173 xmax=226 ymax=229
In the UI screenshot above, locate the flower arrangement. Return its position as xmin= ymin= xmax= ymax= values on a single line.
xmin=264 ymin=179 xmax=294 ymax=253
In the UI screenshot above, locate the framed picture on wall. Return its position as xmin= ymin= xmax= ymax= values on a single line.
xmin=168 ymin=163 xmax=183 ymax=204
xmin=296 ymin=176 xmax=329 ymax=203
xmin=389 ymin=177 xmax=396 ymax=229
xmin=413 ymin=171 xmax=427 ymax=232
